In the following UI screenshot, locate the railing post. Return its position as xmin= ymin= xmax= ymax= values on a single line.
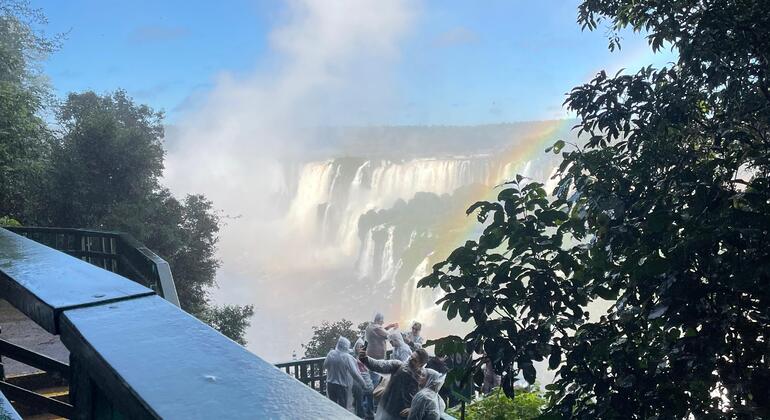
xmin=69 ymin=355 xmax=92 ymax=420
xmin=300 ymin=363 xmax=308 ymax=386
xmin=320 ymin=361 xmax=326 ymax=395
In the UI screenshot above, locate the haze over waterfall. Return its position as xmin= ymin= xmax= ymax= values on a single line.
xmin=169 ymin=121 xmax=573 ymax=360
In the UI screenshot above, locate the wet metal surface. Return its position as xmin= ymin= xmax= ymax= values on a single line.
xmin=0 ymin=229 xmax=154 ymax=333
xmin=60 ymin=295 xmax=356 ymax=419
xmin=0 ymin=389 xmax=21 ymax=420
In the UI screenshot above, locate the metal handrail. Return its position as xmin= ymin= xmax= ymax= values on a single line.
xmin=275 ymin=356 xmax=328 ymax=393
xmin=0 ymin=228 xmax=356 ymax=419
xmin=0 ymin=380 xmax=73 ymax=418
xmin=274 ymin=356 xmax=325 ymax=367
xmin=6 ymin=226 xmax=180 ymax=307
xmin=273 ymin=350 xmax=398 ymax=394
xmin=0 ymin=339 xmax=69 ymax=378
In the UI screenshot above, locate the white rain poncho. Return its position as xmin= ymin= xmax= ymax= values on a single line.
xmin=407 ymin=368 xmax=446 ymax=420
xmin=324 ymin=337 xmax=366 ymax=388
xmin=366 ymin=312 xmax=390 ymax=359
xmin=353 ymin=338 xmax=374 ymax=390
xmin=403 ymin=322 xmax=424 ymax=350
xmin=389 ymin=331 xmax=412 ymax=362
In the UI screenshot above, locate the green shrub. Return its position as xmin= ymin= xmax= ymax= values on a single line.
xmin=447 ymin=388 xmax=545 ymax=420
xmin=0 ymin=216 xmax=21 ymax=227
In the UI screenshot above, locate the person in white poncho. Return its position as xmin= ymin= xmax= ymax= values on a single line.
xmin=324 ymin=336 xmax=368 ymax=408
xmin=405 ymin=368 xmax=446 ymax=420
xmin=388 ymin=331 xmax=412 ymax=362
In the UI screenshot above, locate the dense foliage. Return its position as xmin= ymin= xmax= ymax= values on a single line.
xmin=446 ymin=388 xmax=544 ymax=420
xmin=200 ymin=304 xmax=255 ymax=346
xmin=420 ymin=0 xmax=770 ymax=418
xmin=0 ymin=0 xmax=56 ymax=221
xmin=301 ymin=319 xmax=366 ymax=358
xmin=0 ymin=1 xmax=253 ymax=344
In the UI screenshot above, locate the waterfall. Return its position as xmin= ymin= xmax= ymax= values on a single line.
xmin=277 ymin=150 xmax=561 ymax=329
xmin=167 ymin=122 xmax=575 ymax=360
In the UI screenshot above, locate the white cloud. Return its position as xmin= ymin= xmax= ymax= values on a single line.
xmin=162 ymin=0 xmax=418 ymax=359
xmin=165 ymin=0 xmax=416 ymax=206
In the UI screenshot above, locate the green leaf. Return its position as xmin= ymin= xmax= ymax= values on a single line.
xmin=538 ymin=209 xmax=569 ymax=225
xmin=522 ymin=363 xmax=537 ymax=384
xmin=447 ymin=303 xmax=458 ymax=320
xmin=595 ymin=286 xmax=617 ymax=300
xmin=551 ymin=140 xmax=566 ymax=154
xmin=549 ymin=345 xmax=562 ymax=369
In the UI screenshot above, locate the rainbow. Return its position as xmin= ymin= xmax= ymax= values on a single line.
xmin=401 ymin=118 xmax=574 ymax=325
xmin=423 ymin=41 xmax=675 ymax=266
xmin=402 ymin=42 xmax=677 ymax=324
xmin=429 ymin=118 xmax=574 ymax=264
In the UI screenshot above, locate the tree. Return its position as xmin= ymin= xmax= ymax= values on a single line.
xmin=0 ymin=0 xmax=57 ymax=221
xmin=446 ymin=387 xmax=545 ymax=420
xmin=302 ymin=319 xmax=360 ymax=358
xmin=0 ymin=4 xmax=253 ymax=345
xmin=420 ymin=0 xmax=770 ymax=418
xmin=144 ymin=192 xmax=222 ymax=316
xmin=43 ymin=90 xmax=253 ymax=344
xmin=46 ymin=90 xmax=165 ymax=228
xmin=201 ymin=304 xmax=255 ymax=346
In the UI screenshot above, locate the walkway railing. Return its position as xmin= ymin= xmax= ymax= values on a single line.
xmin=275 ymin=357 xmax=327 ymax=394
xmin=7 ymin=226 xmax=180 ymax=307
xmin=0 ymin=227 xmax=355 ymax=419
xmin=0 ymin=339 xmax=72 ymax=418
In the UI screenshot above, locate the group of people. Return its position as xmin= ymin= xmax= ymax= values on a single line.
xmin=323 ymin=312 xmax=448 ymax=420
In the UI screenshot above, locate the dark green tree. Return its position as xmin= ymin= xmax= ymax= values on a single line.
xmin=0 ymin=0 xmax=57 ymax=221
xmin=0 ymin=3 xmax=253 ymax=345
xmin=44 ymin=90 xmax=253 ymax=344
xmin=302 ymin=319 xmax=360 ymax=358
xmin=47 ymin=90 xmax=165 ymax=228
xmin=420 ymin=0 xmax=770 ymax=418
xmin=162 ymin=194 xmax=221 ymax=316
xmin=200 ymin=304 xmax=255 ymax=346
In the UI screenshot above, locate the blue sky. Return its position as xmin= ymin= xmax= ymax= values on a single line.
xmin=36 ymin=0 xmax=676 ymax=125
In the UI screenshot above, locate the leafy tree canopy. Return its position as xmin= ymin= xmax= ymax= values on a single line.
xmin=0 ymin=0 xmax=58 ymax=220
xmin=302 ymin=319 xmax=364 ymax=358
xmin=42 ymin=90 xmax=251 ymax=342
xmin=0 ymin=4 xmax=253 ymax=345
xmin=421 ymin=0 xmax=770 ymax=418
xmin=46 ymin=90 xmax=165 ymax=228
xmin=446 ymin=387 xmax=545 ymax=420
xmin=200 ymin=304 xmax=255 ymax=346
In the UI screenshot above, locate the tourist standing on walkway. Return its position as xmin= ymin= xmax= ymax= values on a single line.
xmin=353 ymin=339 xmax=375 ymax=419
xmin=324 ymin=336 xmax=368 ymax=408
xmin=403 ymin=322 xmax=424 ymax=350
xmin=358 ymin=347 xmax=430 ymax=420
xmin=405 ymin=368 xmax=446 ymax=420
xmin=365 ymin=312 xmax=398 ymax=386
xmin=388 ymin=331 xmax=412 ymax=362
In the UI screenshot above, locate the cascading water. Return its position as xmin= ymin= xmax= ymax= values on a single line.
xmin=203 ymin=122 xmax=575 ymax=360
xmin=282 ymin=133 xmax=563 ymax=333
